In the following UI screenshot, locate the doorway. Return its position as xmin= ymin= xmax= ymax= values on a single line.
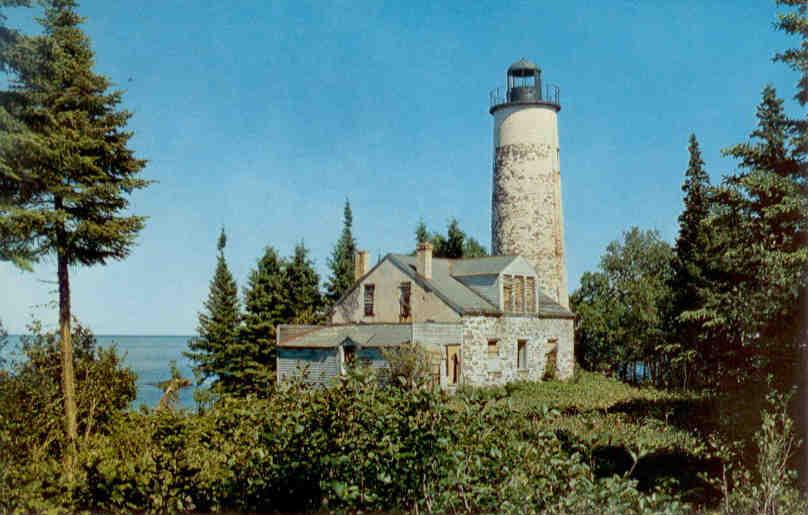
xmin=446 ymin=344 xmax=461 ymax=385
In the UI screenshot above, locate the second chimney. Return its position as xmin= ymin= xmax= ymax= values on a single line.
xmin=416 ymin=242 xmax=433 ymax=280
xmin=354 ymin=250 xmax=369 ymax=281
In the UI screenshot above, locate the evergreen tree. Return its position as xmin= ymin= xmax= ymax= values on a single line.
xmin=774 ymin=0 xmax=808 ymax=479
xmin=775 ymin=0 xmax=808 ymax=109
xmin=0 ymin=1 xmax=148 ymax=454
xmin=415 ymin=219 xmax=429 ymax=245
xmin=443 ymin=218 xmax=465 ymax=259
xmin=239 ymin=246 xmax=287 ymax=394
xmin=691 ymin=86 xmax=807 ymax=385
xmin=669 ymin=134 xmax=712 ymax=384
xmin=185 ymin=229 xmax=241 ymax=392
xmin=326 ymin=199 xmax=357 ymax=304
xmin=415 ymin=219 xmax=488 ymax=258
xmin=284 ymin=242 xmax=323 ymax=323
xmin=462 ymin=236 xmax=488 ymax=258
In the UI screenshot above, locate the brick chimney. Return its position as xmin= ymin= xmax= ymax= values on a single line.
xmin=354 ymin=250 xmax=369 ymax=281
xmin=416 ymin=242 xmax=433 ymax=280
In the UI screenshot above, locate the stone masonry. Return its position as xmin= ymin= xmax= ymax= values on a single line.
xmin=492 ymin=141 xmax=569 ymax=308
xmin=461 ymin=314 xmax=574 ymax=385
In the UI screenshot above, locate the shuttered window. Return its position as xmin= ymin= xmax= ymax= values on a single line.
xmin=514 ymin=276 xmax=525 ymax=313
xmin=502 ymin=275 xmax=513 ymax=311
xmin=526 ymin=277 xmax=536 ymax=313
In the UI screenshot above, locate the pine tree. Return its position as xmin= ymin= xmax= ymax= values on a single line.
xmin=774 ymin=0 xmax=808 ymax=479
xmin=326 ymin=199 xmax=357 ymax=304
xmin=284 ymin=242 xmax=323 ymax=323
xmin=775 ymin=0 xmax=808 ymax=109
xmin=239 ymin=246 xmax=287 ymax=393
xmin=670 ymin=134 xmax=712 ymax=385
xmin=443 ymin=218 xmax=465 ymax=259
xmin=415 ymin=219 xmax=429 ymax=245
xmin=0 ymin=1 xmax=148 ymax=454
xmin=185 ymin=229 xmax=241 ymax=392
xmin=695 ymin=86 xmax=807 ymax=385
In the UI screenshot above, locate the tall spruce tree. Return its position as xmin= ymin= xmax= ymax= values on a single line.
xmin=692 ymin=86 xmax=807 ymax=385
xmin=775 ymin=0 xmax=808 ymax=109
xmin=415 ymin=219 xmax=429 ymax=245
xmin=670 ymin=134 xmax=712 ymax=384
xmin=774 ymin=0 xmax=808 ymax=480
xmin=185 ymin=229 xmax=241 ymax=392
xmin=284 ymin=242 xmax=323 ymax=323
xmin=239 ymin=246 xmax=287 ymax=393
xmin=326 ymin=199 xmax=357 ymax=304
xmin=0 ymin=1 xmax=148 ymax=453
xmin=443 ymin=218 xmax=465 ymax=259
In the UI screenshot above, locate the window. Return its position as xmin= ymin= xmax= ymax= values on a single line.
xmin=514 ymin=276 xmax=525 ymax=313
xmin=487 ymin=339 xmax=499 ymax=359
xmin=502 ymin=275 xmax=513 ymax=312
xmin=526 ymin=277 xmax=536 ymax=313
xmin=504 ymin=275 xmax=534 ymax=313
xmin=517 ymin=340 xmax=528 ymax=370
xmin=399 ymin=282 xmax=411 ymax=320
xmin=364 ymin=284 xmax=375 ymax=316
xmin=487 ymin=339 xmax=501 ymax=373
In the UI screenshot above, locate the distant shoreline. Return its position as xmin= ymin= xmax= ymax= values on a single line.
xmin=7 ymin=334 xmax=197 ymax=338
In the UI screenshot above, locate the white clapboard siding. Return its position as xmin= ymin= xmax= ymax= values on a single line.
xmin=277 ymin=348 xmax=339 ymax=386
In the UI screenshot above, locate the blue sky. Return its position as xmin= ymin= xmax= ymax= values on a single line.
xmin=0 ymin=0 xmax=803 ymax=334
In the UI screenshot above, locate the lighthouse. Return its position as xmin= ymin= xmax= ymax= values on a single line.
xmin=490 ymin=58 xmax=569 ymax=308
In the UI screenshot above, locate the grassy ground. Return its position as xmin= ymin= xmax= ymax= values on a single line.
xmin=455 ymin=371 xmax=723 ymax=506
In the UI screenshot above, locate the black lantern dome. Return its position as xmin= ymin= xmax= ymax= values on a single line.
xmin=490 ymin=58 xmax=560 ymax=113
xmin=507 ymin=58 xmax=541 ymax=103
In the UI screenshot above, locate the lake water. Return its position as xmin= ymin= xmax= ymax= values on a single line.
xmin=2 ymin=335 xmax=196 ymax=409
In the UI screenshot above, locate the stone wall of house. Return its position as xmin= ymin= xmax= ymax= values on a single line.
xmin=460 ymin=314 xmax=573 ymax=385
xmin=491 ymin=104 xmax=569 ymax=308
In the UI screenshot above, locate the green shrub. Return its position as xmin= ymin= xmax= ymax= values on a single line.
xmin=716 ymin=388 xmax=807 ymax=515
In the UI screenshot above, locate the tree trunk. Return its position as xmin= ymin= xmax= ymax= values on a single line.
xmin=799 ymin=283 xmax=808 ymax=493
xmin=56 ymin=199 xmax=78 ymax=465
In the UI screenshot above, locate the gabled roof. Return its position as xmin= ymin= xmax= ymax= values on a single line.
xmin=329 ymin=252 xmax=575 ymax=320
xmin=278 ymin=323 xmax=412 ymax=348
xmin=388 ymin=254 xmax=501 ymax=315
xmin=450 ymin=255 xmax=518 ymax=276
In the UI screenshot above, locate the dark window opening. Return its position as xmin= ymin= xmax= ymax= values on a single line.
xmin=364 ymin=284 xmax=375 ymax=316
xmin=399 ymin=282 xmax=411 ymax=320
xmin=517 ymin=340 xmax=528 ymax=370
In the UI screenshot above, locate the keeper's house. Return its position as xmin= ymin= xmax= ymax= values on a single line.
xmin=276 ymin=243 xmax=574 ymax=388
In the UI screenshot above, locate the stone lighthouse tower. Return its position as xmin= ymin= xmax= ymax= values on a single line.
xmin=490 ymin=58 xmax=569 ymax=308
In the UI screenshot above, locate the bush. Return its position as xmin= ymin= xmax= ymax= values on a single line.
xmin=716 ymin=388 xmax=807 ymax=515
xmin=1 ymin=367 xmax=695 ymax=513
xmin=381 ymin=340 xmax=438 ymax=389
xmin=0 ymin=319 xmax=137 ymax=512
xmin=4 ymin=360 xmax=801 ymax=514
